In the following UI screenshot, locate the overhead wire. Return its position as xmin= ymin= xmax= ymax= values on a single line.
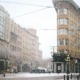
xmin=13 ymin=7 xmax=49 ymax=19
xmin=33 ymin=28 xmax=57 ymax=30
xmin=0 ymin=1 xmax=54 ymax=19
xmin=24 ymin=27 xmax=57 ymax=31
xmin=18 ymin=24 xmax=57 ymax=31
xmin=0 ymin=1 xmax=53 ymax=8
xmin=42 ymin=29 xmax=57 ymax=30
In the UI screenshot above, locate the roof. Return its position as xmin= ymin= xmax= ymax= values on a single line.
xmin=53 ymin=0 xmax=79 ymax=9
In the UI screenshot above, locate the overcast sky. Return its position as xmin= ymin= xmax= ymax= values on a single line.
xmin=0 ymin=0 xmax=79 ymax=59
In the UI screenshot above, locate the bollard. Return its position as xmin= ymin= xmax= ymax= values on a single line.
xmin=71 ymin=74 xmax=72 ymax=79
xmin=79 ymin=73 xmax=80 ymax=79
xmin=67 ymin=74 xmax=69 ymax=80
xmin=3 ymin=72 xmax=5 ymax=77
xmin=77 ymin=75 xmax=79 ymax=80
xmin=64 ymin=75 xmax=65 ymax=80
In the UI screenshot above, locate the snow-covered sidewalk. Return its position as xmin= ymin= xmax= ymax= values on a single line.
xmin=0 ymin=73 xmax=79 ymax=80
xmin=0 ymin=73 xmax=64 ymax=78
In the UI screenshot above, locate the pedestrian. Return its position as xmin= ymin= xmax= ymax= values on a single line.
xmin=3 ymin=71 xmax=5 ymax=77
xmin=49 ymin=71 xmax=50 ymax=74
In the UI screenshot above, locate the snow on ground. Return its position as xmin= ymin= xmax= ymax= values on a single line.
xmin=16 ymin=73 xmax=66 ymax=77
xmin=0 ymin=73 xmax=78 ymax=78
xmin=0 ymin=73 xmax=66 ymax=78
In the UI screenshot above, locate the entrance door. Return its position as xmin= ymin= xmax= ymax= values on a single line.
xmin=56 ymin=63 xmax=61 ymax=73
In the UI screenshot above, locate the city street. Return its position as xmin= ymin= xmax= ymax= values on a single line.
xmin=0 ymin=0 xmax=80 ymax=80
xmin=0 ymin=73 xmax=79 ymax=80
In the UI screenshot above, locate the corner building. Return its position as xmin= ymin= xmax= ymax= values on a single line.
xmin=53 ymin=0 xmax=80 ymax=58
xmin=53 ymin=0 xmax=80 ymax=72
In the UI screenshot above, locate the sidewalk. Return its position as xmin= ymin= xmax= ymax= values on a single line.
xmin=0 ymin=73 xmax=79 ymax=80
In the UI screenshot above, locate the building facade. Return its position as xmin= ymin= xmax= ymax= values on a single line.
xmin=53 ymin=0 xmax=80 ymax=58
xmin=53 ymin=0 xmax=80 ymax=73
xmin=0 ymin=5 xmax=42 ymax=72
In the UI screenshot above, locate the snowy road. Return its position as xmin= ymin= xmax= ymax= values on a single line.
xmin=0 ymin=73 xmax=78 ymax=80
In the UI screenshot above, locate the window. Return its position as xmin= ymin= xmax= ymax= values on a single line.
xmin=58 ymin=39 xmax=64 ymax=45
xmin=58 ymin=29 xmax=68 ymax=35
xmin=57 ymin=8 xmax=68 ymax=14
xmin=10 ymin=32 xmax=17 ymax=43
xmin=58 ymin=39 xmax=69 ymax=46
xmin=64 ymin=9 xmax=68 ymax=14
xmin=0 ymin=17 xmax=4 ymax=25
xmin=65 ymin=39 xmax=68 ymax=45
xmin=0 ymin=10 xmax=4 ymax=17
xmin=3 ymin=12 xmax=7 ymax=19
xmin=59 ymin=19 xmax=63 ymax=24
xmin=0 ymin=25 xmax=5 ymax=33
xmin=10 ymin=45 xmax=16 ymax=51
xmin=64 ymin=19 xmax=68 ymax=25
xmin=57 ymin=8 xmax=63 ymax=14
xmin=0 ymin=32 xmax=4 ymax=39
xmin=58 ymin=18 xmax=68 ymax=25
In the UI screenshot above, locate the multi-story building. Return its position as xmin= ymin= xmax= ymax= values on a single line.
xmin=0 ymin=6 xmax=9 ymax=41
xmin=0 ymin=5 xmax=11 ymax=72
xmin=21 ymin=28 xmax=41 ymax=70
xmin=53 ymin=0 xmax=80 ymax=57
xmin=52 ymin=0 xmax=80 ymax=72
xmin=0 ymin=5 xmax=42 ymax=72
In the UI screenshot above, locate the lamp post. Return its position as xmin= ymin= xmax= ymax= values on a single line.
xmin=65 ymin=54 xmax=70 ymax=80
xmin=51 ymin=46 xmax=54 ymax=73
xmin=75 ymin=59 xmax=78 ymax=73
xmin=51 ymin=52 xmax=54 ymax=72
xmin=78 ymin=59 xmax=80 ymax=79
xmin=31 ymin=59 xmax=33 ymax=73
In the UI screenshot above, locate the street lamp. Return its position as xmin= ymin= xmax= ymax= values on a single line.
xmin=51 ymin=52 xmax=54 ymax=72
xmin=65 ymin=54 xmax=70 ymax=80
xmin=75 ymin=59 xmax=78 ymax=73
xmin=31 ymin=59 xmax=33 ymax=73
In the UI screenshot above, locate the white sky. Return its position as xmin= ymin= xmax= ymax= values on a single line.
xmin=0 ymin=0 xmax=80 ymax=59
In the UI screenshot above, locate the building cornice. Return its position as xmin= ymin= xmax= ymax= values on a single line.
xmin=53 ymin=0 xmax=79 ymax=9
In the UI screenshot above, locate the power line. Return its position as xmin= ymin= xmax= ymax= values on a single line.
xmin=19 ymin=25 xmax=57 ymax=31
xmin=0 ymin=1 xmax=54 ymax=19
xmin=30 ymin=28 xmax=57 ymax=31
xmin=18 ymin=24 xmax=57 ymax=30
xmin=0 ymin=1 xmax=53 ymax=8
xmin=42 ymin=29 xmax=57 ymax=30
xmin=13 ymin=7 xmax=49 ymax=19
